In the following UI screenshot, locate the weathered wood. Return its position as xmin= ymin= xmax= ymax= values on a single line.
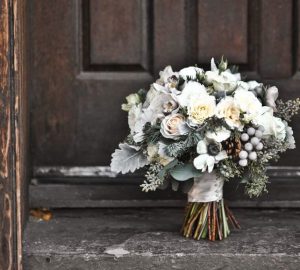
xmin=0 ymin=0 xmax=28 ymax=269
xmin=23 ymin=208 xmax=300 ymax=270
xmin=29 ymin=170 xmax=300 ymax=208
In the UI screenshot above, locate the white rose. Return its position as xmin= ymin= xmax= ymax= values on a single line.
xmin=160 ymin=113 xmax=189 ymax=139
xmin=256 ymin=108 xmax=286 ymax=140
xmin=176 ymin=81 xmax=208 ymax=107
xmin=179 ymin=66 xmax=204 ymax=80
xmin=234 ymin=89 xmax=262 ymax=122
xmin=205 ymin=58 xmax=241 ymax=92
xmin=216 ymin=96 xmax=243 ymax=130
xmin=187 ymin=95 xmax=216 ymax=125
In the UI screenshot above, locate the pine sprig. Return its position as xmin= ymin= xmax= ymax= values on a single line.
xmin=164 ymin=140 xmax=187 ymax=157
xmin=143 ymin=122 xmax=161 ymax=144
xmin=164 ymin=132 xmax=202 ymax=157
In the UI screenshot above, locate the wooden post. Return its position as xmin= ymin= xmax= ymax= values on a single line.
xmin=0 ymin=0 xmax=28 ymax=269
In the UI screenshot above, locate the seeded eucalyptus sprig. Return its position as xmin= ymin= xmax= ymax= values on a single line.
xmin=275 ymin=98 xmax=300 ymax=122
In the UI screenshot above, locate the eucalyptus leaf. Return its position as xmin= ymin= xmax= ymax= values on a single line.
xmin=170 ymin=163 xmax=202 ymax=181
xmin=111 ymin=143 xmax=149 ymax=174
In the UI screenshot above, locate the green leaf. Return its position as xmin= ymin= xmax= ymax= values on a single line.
xmin=170 ymin=163 xmax=202 ymax=181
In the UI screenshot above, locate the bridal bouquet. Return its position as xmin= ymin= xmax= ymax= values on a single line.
xmin=111 ymin=58 xmax=299 ymax=241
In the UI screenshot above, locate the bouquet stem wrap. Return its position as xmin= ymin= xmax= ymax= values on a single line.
xmin=188 ymin=173 xmax=224 ymax=203
xmin=182 ymin=173 xmax=240 ymax=241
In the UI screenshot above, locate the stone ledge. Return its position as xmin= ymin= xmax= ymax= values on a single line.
xmin=23 ymin=208 xmax=300 ymax=270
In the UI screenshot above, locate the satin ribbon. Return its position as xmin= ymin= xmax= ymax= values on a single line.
xmin=188 ymin=172 xmax=224 ymax=202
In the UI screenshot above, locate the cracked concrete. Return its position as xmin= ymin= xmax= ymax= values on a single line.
xmin=23 ymin=208 xmax=300 ymax=269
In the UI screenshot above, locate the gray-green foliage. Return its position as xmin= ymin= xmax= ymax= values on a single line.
xmin=111 ymin=143 xmax=149 ymax=174
xmin=140 ymin=163 xmax=164 ymax=192
xmin=170 ymin=163 xmax=202 ymax=181
xmin=244 ymin=137 xmax=290 ymax=197
xmin=164 ymin=132 xmax=202 ymax=157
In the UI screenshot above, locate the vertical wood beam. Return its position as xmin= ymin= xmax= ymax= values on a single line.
xmin=0 ymin=0 xmax=28 ymax=269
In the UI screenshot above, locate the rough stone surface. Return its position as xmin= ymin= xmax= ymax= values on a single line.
xmin=23 ymin=209 xmax=300 ymax=270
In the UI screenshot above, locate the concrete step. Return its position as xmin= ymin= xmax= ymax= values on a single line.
xmin=23 ymin=208 xmax=300 ymax=270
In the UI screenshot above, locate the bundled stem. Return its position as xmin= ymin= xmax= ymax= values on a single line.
xmin=181 ymin=199 xmax=240 ymax=241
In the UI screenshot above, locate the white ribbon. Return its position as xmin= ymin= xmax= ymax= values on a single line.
xmin=188 ymin=172 xmax=224 ymax=203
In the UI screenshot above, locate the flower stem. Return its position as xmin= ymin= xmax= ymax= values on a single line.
xmin=182 ymin=199 xmax=240 ymax=241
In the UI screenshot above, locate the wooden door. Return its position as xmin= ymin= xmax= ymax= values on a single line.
xmin=29 ymin=0 xmax=300 ymax=207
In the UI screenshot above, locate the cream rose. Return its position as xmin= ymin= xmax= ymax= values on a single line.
xmin=187 ymin=95 xmax=216 ymax=125
xmin=216 ymin=96 xmax=243 ymax=130
xmin=160 ymin=113 xmax=189 ymax=139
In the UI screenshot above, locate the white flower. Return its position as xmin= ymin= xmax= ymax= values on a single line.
xmin=152 ymin=82 xmax=181 ymax=95
xmin=235 ymin=81 xmax=249 ymax=91
xmin=256 ymin=107 xmax=286 ymax=140
xmin=143 ymin=86 xmax=159 ymax=108
xmin=179 ymin=66 xmax=204 ymax=80
xmin=121 ymin=93 xmax=141 ymax=111
xmin=193 ymin=139 xmax=227 ymax=173
xmin=176 ymin=81 xmax=208 ymax=107
xmin=160 ymin=113 xmax=189 ymax=139
xmin=284 ymin=121 xmax=296 ymax=149
xmin=205 ymin=58 xmax=241 ymax=92
xmin=234 ymin=89 xmax=262 ymax=122
xmin=265 ymin=86 xmax=279 ymax=112
xmin=131 ymin=93 xmax=174 ymax=143
xmin=153 ymin=66 xmax=180 ymax=95
xmin=157 ymin=66 xmax=178 ymax=85
xmin=206 ymin=127 xmax=231 ymax=142
xmin=187 ymin=95 xmax=216 ymax=125
xmin=216 ymin=96 xmax=243 ymax=130
xmin=248 ymin=80 xmax=262 ymax=90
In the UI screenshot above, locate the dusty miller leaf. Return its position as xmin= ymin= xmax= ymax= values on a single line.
xmin=170 ymin=163 xmax=202 ymax=181
xmin=111 ymin=143 xmax=149 ymax=174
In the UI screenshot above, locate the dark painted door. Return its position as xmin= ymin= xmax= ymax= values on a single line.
xmin=28 ymin=0 xmax=300 ymax=206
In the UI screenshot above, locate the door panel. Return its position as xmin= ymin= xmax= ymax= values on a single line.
xmin=29 ymin=0 xmax=300 ymax=206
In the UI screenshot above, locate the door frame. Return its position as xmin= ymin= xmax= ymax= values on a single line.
xmin=0 ymin=0 xmax=28 ymax=269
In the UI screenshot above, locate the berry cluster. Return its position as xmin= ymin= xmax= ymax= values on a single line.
xmin=238 ymin=126 xmax=264 ymax=167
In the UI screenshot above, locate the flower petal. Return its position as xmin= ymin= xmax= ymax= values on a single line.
xmin=206 ymin=156 xmax=215 ymax=173
xmin=215 ymin=150 xmax=228 ymax=161
xmin=196 ymin=140 xmax=208 ymax=154
xmin=206 ymin=128 xmax=231 ymax=142
xmin=193 ymin=154 xmax=209 ymax=172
